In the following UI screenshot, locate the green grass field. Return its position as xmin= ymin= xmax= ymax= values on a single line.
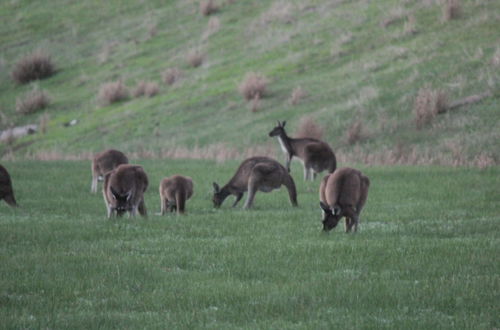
xmin=1 ymin=160 xmax=498 ymax=329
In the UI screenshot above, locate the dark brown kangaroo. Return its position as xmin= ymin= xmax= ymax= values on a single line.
xmin=269 ymin=120 xmax=336 ymax=181
xmin=159 ymin=175 xmax=194 ymax=215
xmin=91 ymin=149 xmax=129 ymax=193
xmin=103 ymin=164 xmax=148 ymax=218
xmin=212 ymin=156 xmax=298 ymax=209
xmin=319 ymin=167 xmax=370 ymax=232
xmin=0 ymin=165 xmax=17 ymax=207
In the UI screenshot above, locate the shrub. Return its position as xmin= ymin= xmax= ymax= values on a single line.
xmin=414 ymin=88 xmax=448 ymax=129
xmin=296 ymin=116 xmax=324 ymax=140
xmin=238 ymin=72 xmax=269 ymax=101
xmin=345 ymin=120 xmax=365 ymax=145
xmin=186 ymin=50 xmax=204 ymax=68
xmin=289 ymin=86 xmax=307 ymax=105
xmin=200 ymin=0 xmax=218 ymax=16
xmin=98 ymin=81 xmax=129 ymax=105
xmin=442 ymin=0 xmax=461 ymax=21
xmin=16 ymin=88 xmax=51 ymax=115
xmin=11 ymin=50 xmax=55 ymax=84
xmin=133 ymin=81 xmax=159 ymax=98
xmin=162 ymin=68 xmax=183 ymax=85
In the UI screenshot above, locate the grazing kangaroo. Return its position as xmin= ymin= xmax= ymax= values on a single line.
xmin=319 ymin=167 xmax=370 ymax=232
xmin=91 ymin=149 xmax=129 ymax=193
xmin=159 ymin=175 xmax=194 ymax=215
xmin=212 ymin=156 xmax=298 ymax=209
xmin=0 ymin=165 xmax=18 ymax=207
xmin=269 ymin=120 xmax=336 ymax=181
xmin=103 ymin=164 xmax=148 ymax=218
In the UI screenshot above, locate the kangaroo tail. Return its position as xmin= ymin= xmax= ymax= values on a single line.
xmin=4 ymin=193 xmax=18 ymax=207
xmin=176 ymin=189 xmax=186 ymax=215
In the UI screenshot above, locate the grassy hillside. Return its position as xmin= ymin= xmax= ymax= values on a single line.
xmin=1 ymin=0 xmax=499 ymax=165
xmin=1 ymin=160 xmax=499 ymax=328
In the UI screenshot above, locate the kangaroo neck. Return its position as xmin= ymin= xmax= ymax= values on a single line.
xmin=277 ymin=132 xmax=294 ymax=156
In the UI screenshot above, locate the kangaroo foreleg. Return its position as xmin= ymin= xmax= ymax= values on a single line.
xmin=232 ymin=193 xmax=243 ymax=207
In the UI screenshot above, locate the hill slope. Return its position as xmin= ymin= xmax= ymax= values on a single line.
xmin=1 ymin=0 xmax=499 ymax=165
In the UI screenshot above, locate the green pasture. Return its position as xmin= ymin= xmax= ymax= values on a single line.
xmin=0 ymin=160 xmax=498 ymax=329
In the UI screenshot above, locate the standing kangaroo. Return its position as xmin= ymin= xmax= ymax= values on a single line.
xmin=212 ymin=156 xmax=298 ymax=209
xmin=159 ymin=175 xmax=194 ymax=215
xmin=319 ymin=167 xmax=370 ymax=232
xmin=91 ymin=149 xmax=129 ymax=193
xmin=0 ymin=165 xmax=17 ymax=207
xmin=269 ymin=120 xmax=336 ymax=181
xmin=103 ymin=164 xmax=148 ymax=218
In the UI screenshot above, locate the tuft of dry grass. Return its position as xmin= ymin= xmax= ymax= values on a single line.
xmin=404 ymin=14 xmax=418 ymax=35
xmin=344 ymin=119 xmax=365 ymax=145
xmin=16 ymin=88 xmax=51 ymax=115
xmin=39 ymin=112 xmax=50 ymax=134
xmin=162 ymin=68 xmax=183 ymax=85
xmin=249 ymin=94 xmax=261 ymax=113
xmin=380 ymin=6 xmax=407 ymax=28
xmin=200 ymin=0 xmax=218 ymax=16
xmin=98 ymin=81 xmax=129 ymax=106
xmin=491 ymin=47 xmax=500 ymax=67
xmin=414 ymin=88 xmax=448 ymax=129
xmin=186 ymin=50 xmax=204 ymax=68
xmin=296 ymin=116 xmax=324 ymax=140
xmin=238 ymin=72 xmax=269 ymax=101
xmin=11 ymin=50 xmax=55 ymax=84
xmin=442 ymin=0 xmax=461 ymax=21
xmin=289 ymin=86 xmax=307 ymax=105
xmin=203 ymin=16 xmax=221 ymax=40
xmin=133 ymin=81 xmax=160 ymax=98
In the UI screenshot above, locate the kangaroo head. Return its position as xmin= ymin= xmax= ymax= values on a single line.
xmin=319 ymin=201 xmax=342 ymax=232
xmin=212 ymin=182 xmax=228 ymax=208
xmin=268 ymin=120 xmax=287 ymax=137
xmin=110 ymin=186 xmax=133 ymax=213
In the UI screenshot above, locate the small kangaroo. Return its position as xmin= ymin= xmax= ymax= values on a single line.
xmin=212 ymin=156 xmax=298 ymax=209
xmin=103 ymin=164 xmax=148 ymax=218
xmin=91 ymin=149 xmax=129 ymax=193
xmin=319 ymin=167 xmax=370 ymax=232
xmin=159 ymin=175 xmax=194 ymax=215
xmin=269 ymin=120 xmax=336 ymax=181
xmin=0 ymin=165 xmax=18 ymax=207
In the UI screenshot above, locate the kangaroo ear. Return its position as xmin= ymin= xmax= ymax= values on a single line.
xmin=110 ymin=186 xmax=119 ymax=200
xmin=282 ymin=120 xmax=286 ymax=127
xmin=213 ymin=182 xmax=220 ymax=193
xmin=319 ymin=201 xmax=331 ymax=213
xmin=333 ymin=205 xmax=341 ymax=215
xmin=125 ymin=190 xmax=132 ymax=201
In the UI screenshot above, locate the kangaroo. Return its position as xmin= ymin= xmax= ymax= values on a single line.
xmin=103 ymin=164 xmax=148 ymax=218
xmin=319 ymin=167 xmax=370 ymax=232
xmin=91 ymin=149 xmax=129 ymax=193
xmin=0 ymin=165 xmax=18 ymax=207
xmin=212 ymin=156 xmax=298 ymax=209
xmin=159 ymin=175 xmax=194 ymax=215
xmin=269 ymin=120 xmax=336 ymax=181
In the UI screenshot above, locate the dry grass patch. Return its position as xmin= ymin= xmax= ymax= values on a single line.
xmin=200 ymin=0 xmax=218 ymax=16
xmin=414 ymin=88 xmax=448 ymax=129
xmin=16 ymin=88 xmax=51 ymax=115
xmin=203 ymin=16 xmax=221 ymax=40
xmin=98 ymin=81 xmax=129 ymax=106
xmin=404 ymin=14 xmax=418 ymax=35
xmin=11 ymin=50 xmax=55 ymax=84
xmin=186 ymin=50 xmax=204 ymax=68
xmin=491 ymin=47 xmax=500 ymax=67
xmin=296 ymin=116 xmax=324 ymax=140
xmin=380 ymin=6 xmax=407 ymax=28
xmin=39 ymin=112 xmax=50 ymax=134
xmin=344 ymin=119 xmax=366 ymax=145
xmin=162 ymin=68 xmax=183 ymax=85
xmin=442 ymin=0 xmax=461 ymax=21
xmin=289 ymin=86 xmax=307 ymax=105
xmin=133 ymin=81 xmax=159 ymax=98
xmin=239 ymin=72 xmax=269 ymax=101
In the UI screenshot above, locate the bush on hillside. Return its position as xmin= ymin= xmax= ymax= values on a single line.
xmin=414 ymin=88 xmax=448 ymax=129
xmin=239 ymin=72 xmax=269 ymax=101
xmin=16 ymin=88 xmax=51 ymax=115
xmin=186 ymin=50 xmax=204 ymax=68
xmin=162 ymin=68 xmax=183 ymax=85
xmin=133 ymin=81 xmax=159 ymax=98
xmin=200 ymin=0 xmax=218 ymax=16
xmin=98 ymin=81 xmax=129 ymax=105
xmin=11 ymin=50 xmax=55 ymax=85
xmin=296 ymin=116 xmax=324 ymax=140
xmin=289 ymin=86 xmax=307 ymax=106
xmin=442 ymin=0 xmax=461 ymax=21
